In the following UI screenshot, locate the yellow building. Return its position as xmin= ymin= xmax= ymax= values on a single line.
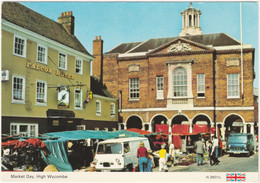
xmin=1 ymin=2 xmax=119 ymax=137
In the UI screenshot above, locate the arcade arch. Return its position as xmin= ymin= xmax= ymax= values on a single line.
xmin=125 ymin=115 xmax=143 ymax=129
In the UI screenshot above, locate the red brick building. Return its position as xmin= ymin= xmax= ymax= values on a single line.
xmin=92 ymin=4 xmax=255 ymax=139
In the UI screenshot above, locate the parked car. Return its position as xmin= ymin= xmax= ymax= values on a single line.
xmin=227 ymin=133 xmax=255 ymax=156
xmin=93 ymin=137 xmax=151 ymax=171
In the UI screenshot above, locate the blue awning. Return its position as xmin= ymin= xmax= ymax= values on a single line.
xmin=44 ymin=130 xmax=141 ymax=141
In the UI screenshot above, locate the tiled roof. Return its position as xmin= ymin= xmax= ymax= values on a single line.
xmin=2 ymin=2 xmax=92 ymax=57
xmin=106 ymin=42 xmax=142 ymax=54
xmin=107 ymin=33 xmax=241 ymax=54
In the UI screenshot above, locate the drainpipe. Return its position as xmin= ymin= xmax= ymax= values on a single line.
xmin=213 ymin=51 xmax=217 ymax=137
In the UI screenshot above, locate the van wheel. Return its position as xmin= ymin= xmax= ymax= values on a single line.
xmin=124 ymin=164 xmax=133 ymax=172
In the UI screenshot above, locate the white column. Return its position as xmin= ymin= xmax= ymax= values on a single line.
xmin=191 ymin=13 xmax=194 ymax=26
xmin=250 ymin=123 xmax=254 ymax=134
xmin=118 ymin=123 xmax=121 ymax=130
xmin=182 ymin=14 xmax=184 ymax=28
xmin=243 ymin=124 xmax=247 ymax=133
xmin=222 ymin=127 xmax=226 ymax=140
xmin=189 ymin=123 xmax=192 ymax=133
xmin=198 ymin=13 xmax=200 ymax=27
xmin=142 ymin=123 xmax=145 ymax=130
xmin=185 ymin=12 xmax=188 ymax=27
xmin=216 ymin=123 xmax=220 ymax=137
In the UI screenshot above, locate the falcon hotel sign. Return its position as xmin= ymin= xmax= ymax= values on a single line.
xmin=26 ymin=61 xmax=75 ymax=80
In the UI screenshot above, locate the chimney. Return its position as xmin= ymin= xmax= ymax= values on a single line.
xmin=58 ymin=11 xmax=75 ymax=35
xmin=93 ymin=36 xmax=104 ymax=83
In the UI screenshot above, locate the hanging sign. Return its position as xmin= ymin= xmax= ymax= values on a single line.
xmin=1 ymin=70 xmax=9 ymax=81
xmin=58 ymin=86 xmax=70 ymax=108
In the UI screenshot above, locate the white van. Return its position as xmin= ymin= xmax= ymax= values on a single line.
xmin=93 ymin=137 xmax=151 ymax=171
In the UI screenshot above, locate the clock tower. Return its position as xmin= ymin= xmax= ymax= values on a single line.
xmin=179 ymin=3 xmax=202 ymax=36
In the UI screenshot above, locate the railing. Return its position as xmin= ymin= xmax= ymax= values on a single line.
xmin=172 ymin=98 xmax=188 ymax=104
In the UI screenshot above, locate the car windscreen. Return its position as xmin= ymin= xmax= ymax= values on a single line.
xmin=97 ymin=143 xmax=122 ymax=154
xmin=229 ymin=135 xmax=247 ymax=143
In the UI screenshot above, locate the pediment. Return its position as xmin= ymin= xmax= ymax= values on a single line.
xmin=147 ymin=38 xmax=213 ymax=55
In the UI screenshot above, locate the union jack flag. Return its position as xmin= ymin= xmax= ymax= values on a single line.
xmin=226 ymin=173 xmax=246 ymax=182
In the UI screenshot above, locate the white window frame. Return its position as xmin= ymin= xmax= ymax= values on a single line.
xmin=156 ymin=76 xmax=164 ymax=99
xmin=75 ymin=58 xmax=83 ymax=75
xmin=227 ymin=73 xmax=240 ymax=98
xmin=111 ymin=103 xmax=115 ymax=117
xmin=37 ymin=43 xmax=48 ymax=64
xmin=10 ymin=123 xmax=38 ymax=137
xmin=197 ymin=74 xmax=205 ymax=98
xmin=13 ymin=35 xmax=27 ymax=58
xmin=74 ymin=88 xmax=82 ymax=110
xmin=173 ymin=67 xmax=188 ymax=97
xmin=12 ymin=75 xmax=25 ymax=104
xmin=96 ymin=100 xmax=101 ymax=116
xmin=129 ymin=78 xmax=139 ymax=101
xmin=58 ymin=52 xmax=67 ymax=70
xmin=36 ymin=80 xmax=47 ymax=106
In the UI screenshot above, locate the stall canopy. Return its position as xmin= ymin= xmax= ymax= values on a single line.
xmin=125 ymin=128 xmax=153 ymax=135
xmin=172 ymin=124 xmax=189 ymax=135
xmin=193 ymin=124 xmax=209 ymax=134
xmin=155 ymin=124 xmax=169 ymax=134
xmin=44 ymin=130 xmax=141 ymax=140
xmin=41 ymin=139 xmax=73 ymax=172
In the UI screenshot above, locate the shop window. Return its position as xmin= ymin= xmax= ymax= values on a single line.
xmin=13 ymin=35 xmax=26 ymax=57
xmin=53 ymin=120 xmax=59 ymax=126
xmin=12 ymin=75 xmax=25 ymax=103
xmin=197 ymin=74 xmax=205 ymax=98
xmin=75 ymin=58 xmax=83 ymax=74
xmin=77 ymin=125 xmax=85 ymax=130
xmin=10 ymin=123 xmax=38 ymax=137
xmin=37 ymin=44 xmax=47 ymax=64
xmin=58 ymin=52 xmax=67 ymax=70
xmin=129 ymin=78 xmax=139 ymax=100
xmin=36 ymin=81 xmax=47 ymax=105
xmin=227 ymin=73 xmax=239 ymax=98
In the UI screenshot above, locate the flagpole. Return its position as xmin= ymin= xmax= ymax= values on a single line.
xmin=240 ymin=3 xmax=244 ymax=99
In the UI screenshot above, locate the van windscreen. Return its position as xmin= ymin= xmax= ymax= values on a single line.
xmin=229 ymin=135 xmax=247 ymax=143
xmin=97 ymin=143 xmax=122 ymax=154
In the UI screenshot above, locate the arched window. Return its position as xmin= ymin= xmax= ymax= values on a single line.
xmin=173 ymin=67 xmax=187 ymax=97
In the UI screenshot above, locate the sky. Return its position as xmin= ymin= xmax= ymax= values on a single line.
xmin=20 ymin=1 xmax=259 ymax=88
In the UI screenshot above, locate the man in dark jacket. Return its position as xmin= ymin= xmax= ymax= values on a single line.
xmin=195 ymin=137 xmax=205 ymax=166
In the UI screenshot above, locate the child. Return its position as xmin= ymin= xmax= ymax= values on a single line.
xmin=147 ymin=150 xmax=155 ymax=172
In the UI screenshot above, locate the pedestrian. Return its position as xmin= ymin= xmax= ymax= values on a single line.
xmin=207 ymin=140 xmax=216 ymax=166
xmin=137 ymin=141 xmax=148 ymax=172
xmin=212 ymin=136 xmax=220 ymax=165
xmin=146 ymin=150 xmax=155 ymax=172
xmin=219 ymin=137 xmax=223 ymax=156
xmin=168 ymin=140 xmax=175 ymax=167
xmin=195 ymin=136 xmax=205 ymax=166
xmin=159 ymin=143 xmax=168 ymax=172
